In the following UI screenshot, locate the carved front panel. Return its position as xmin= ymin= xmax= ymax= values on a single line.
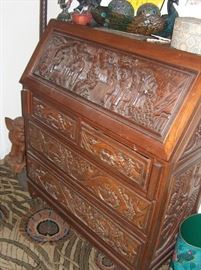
xmin=180 ymin=119 xmax=201 ymax=160
xmin=28 ymin=122 xmax=152 ymax=232
xmin=33 ymin=32 xmax=195 ymax=138
xmin=27 ymin=157 xmax=143 ymax=266
xmin=155 ymin=161 xmax=201 ymax=256
xmin=32 ymin=97 xmax=77 ymax=141
xmin=80 ymin=124 xmax=151 ymax=189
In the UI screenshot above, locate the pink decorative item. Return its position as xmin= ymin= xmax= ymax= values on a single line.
xmin=72 ymin=12 xmax=92 ymax=25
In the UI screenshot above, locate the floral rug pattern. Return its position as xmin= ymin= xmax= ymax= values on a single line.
xmin=0 ymin=161 xmax=169 ymax=270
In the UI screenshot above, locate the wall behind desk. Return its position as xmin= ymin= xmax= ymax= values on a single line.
xmin=0 ymin=0 xmax=39 ymax=158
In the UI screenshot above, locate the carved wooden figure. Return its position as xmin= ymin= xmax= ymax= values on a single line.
xmin=20 ymin=20 xmax=201 ymax=270
xmin=5 ymin=117 xmax=25 ymax=173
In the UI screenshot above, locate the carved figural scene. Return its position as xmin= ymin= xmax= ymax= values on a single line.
xmin=34 ymin=33 xmax=195 ymax=139
xmin=4 ymin=117 xmax=25 ymax=173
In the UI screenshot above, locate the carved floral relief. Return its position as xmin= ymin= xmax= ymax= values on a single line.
xmin=28 ymin=123 xmax=151 ymax=231
xmin=180 ymin=119 xmax=201 ymax=160
xmin=60 ymin=186 xmax=141 ymax=265
xmin=33 ymin=33 xmax=195 ymax=137
xmin=155 ymin=161 xmax=201 ymax=256
xmin=33 ymin=97 xmax=76 ymax=140
xmin=80 ymin=126 xmax=151 ymax=188
xmin=27 ymin=158 xmax=142 ymax=265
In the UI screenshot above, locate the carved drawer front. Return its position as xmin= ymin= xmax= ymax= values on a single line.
xmin=32 ymin=97 xmax=77 ymax=142
xmin=28 ymin=122 xmax=152 ymax=233
xmin=27 ymin=156 xmax=144 ymax=268
xmin=80 ymin=123 xmax=151 ymax=190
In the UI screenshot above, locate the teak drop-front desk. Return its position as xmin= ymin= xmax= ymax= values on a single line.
xmin=20 ymin=20 xmax=201 ymax=270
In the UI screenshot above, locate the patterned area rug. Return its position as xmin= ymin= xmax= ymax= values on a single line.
xmin=0 ymin=161 xmax=169 ymax=270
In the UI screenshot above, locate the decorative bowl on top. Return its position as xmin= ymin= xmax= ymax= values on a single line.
xmin=72 ymin=12 xmax=92 ymax=25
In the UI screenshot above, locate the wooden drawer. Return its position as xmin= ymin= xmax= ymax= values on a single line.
xmin=80 ymin=123 xmax=151 ymax=191
xmin=27 ymin=121 xmax=152 ymax=233
xmin=32 ymin=96 xmax=77 ymax=142
xmin=27 ymin=156 xmax=144 ymax=267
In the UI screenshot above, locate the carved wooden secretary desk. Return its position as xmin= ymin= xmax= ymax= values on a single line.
xmin=21 ymin=20 xmax=201 ymax=270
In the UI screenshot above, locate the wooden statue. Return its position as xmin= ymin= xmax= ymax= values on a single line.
xmin=4 ymin=117 xmax=25 ymax=173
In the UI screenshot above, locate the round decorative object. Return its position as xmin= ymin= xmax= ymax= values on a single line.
xmin=137 ymin=3 xmax=160 ymax=16
xmin=171 ymin=17 xmax=201 ymax=55
xmin=170 ymin=214 xmax=201 ymax=270
xmin=127 ymin=0 xmax=165 ymax=12
xmin=26 ymin=208 xmax=70 ymax=242
xmin=95 ymin=251 xmax=118 ymax=269
xmin=108 ymin=0 xmax=134 ymax=18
